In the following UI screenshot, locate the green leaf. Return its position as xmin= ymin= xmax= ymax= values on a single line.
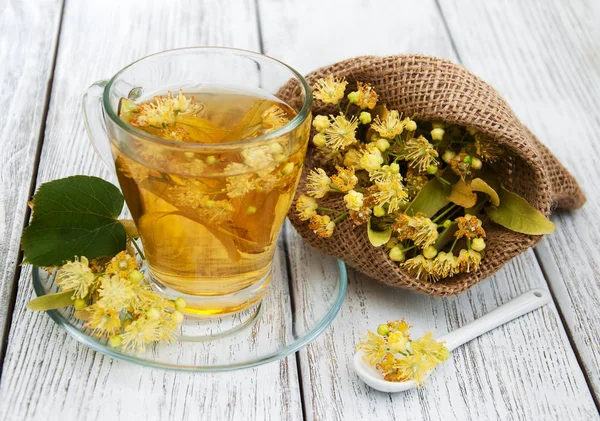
xmin=22 ymin=175 xmax=127 ymax=266
xmin=434 ymin=222 xmax=458 ymax=251
xmin=406 ymin=177 xmax=451 ymax=217
xmin=367 ymin=218 xmax=392 ymax=247
xmin=447 ymin=178 xmax=478 ymax=208
xmin=27 ymin=290 xmax=74 ymax=311
xmin=485 ymin=187 xmax=555 ymax=235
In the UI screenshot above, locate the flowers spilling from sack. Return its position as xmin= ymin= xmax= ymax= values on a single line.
xmin=49 ymin=252 xmax=186 ymax=352
xmin=357 ymin=319 xmax=449 ymax=385
xmin=295 ymin=75 xmax=551 ymax=282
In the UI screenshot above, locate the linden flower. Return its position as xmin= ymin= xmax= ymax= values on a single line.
xmin=330 ymin=166 xmax=358 ymax=192
xmin=474 ymin=133 xmax=502 ymax=162
xmin=121 ymin=317 xmax=160 ymax=352
xmin=402 ymin=255 xmax=439 ymax=282
xmin=324 ymin=114 xmax=359 ymax=151
xmin=261 ymin=105 xmax=289 ymax=131
xmin=357 ymin=331 xmax=388 ymax=364
xmin=369 ymin=174 xmax=409 ymax=214
xmin=432 ymin=251 xmax=459 ymax=278
xmin=134 ymin=91 xmax=199 ymax=128
xmin=306 ymin=168 xmax=333 ymax=198
xmin=411 ymin=332 xmax=450 ymax=365
xmin=388 ymin=331 xmax=409 ymax=353
xmin=393 ymin=213 xmax=417 ymax=241
xmin=388 ymin=319 xmax=411 ymax=336
xmin=242 ymin=145 xmax=276 ymax=169
xmin=390 ymin=354 xmax=436 ymax=385
xmin=349 ymin=205 xmax=372 ymax=226
xmin=313 ymin=75 xmax=348 ymax=105
xmin=105 ymin=251 xmax=138 ymax=279
xmin=354 ymin=82 xmax=378 ymax=109
xmin=457 ymin=249 xmax=482 ymax=273
xmin=405 ymin=136 xmax=439 ymax=172
xmin=296 ymin=194 xmax=319 ymax=221
xmin=308 ymin=214 xmax=335 ymax=238
xmin=97 ymin=275 xmax=135 ymax=310
xmin=344 ymin=190 xmax=364 ymax=211
xmin=226 ymin=173 xmax=256 ymax=198
xmin=56 ymin=256 xmax=95 ymax=299
xmin=343 ymin=148 xmax=364 ymax=169
xmin=371 ymin=110 xmax=405 ymax=139
xmin=409 ymin=215 xmax=439 ymax=248
xmin=359 ymin=144 xmax=384 ymax=173
xmin=85 ymin=304 xmax=122 ymax=337
xmin=455 ymin=214 xmax=486 ymax=240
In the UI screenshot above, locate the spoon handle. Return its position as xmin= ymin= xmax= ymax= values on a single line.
xmin=439 ymin=288 xmax=551 ymax=351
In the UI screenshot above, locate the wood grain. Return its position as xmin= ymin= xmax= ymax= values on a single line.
xmin=259 ymin=0 xmax=599 ymax=419
xmin=0 ymin=1 xmax=302 ymax=420
xmin=0 ymin=0 xmax=63 ymax=361
xmin=438 ymin=0 xmax=600 ymax=403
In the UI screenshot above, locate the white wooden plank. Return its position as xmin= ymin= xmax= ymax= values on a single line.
xmin=259 ymin=0 xmax=599 ymax=418
xmin=438 ymin=0 xmax=600 ymax=404
xmin=0 ymin=0 xmax=63 ymax=358
xmin=0 ymin=1 xmax=303 ymax=420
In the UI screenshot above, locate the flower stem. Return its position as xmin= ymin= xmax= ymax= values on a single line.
xmin=127 ymin=235 xmax=146 ymax=261
xmin=333 ymin=212 xmax=349 ymax=223
xmin=329 ymin=185 xmax=344 ymax=192
xmin=337 ymin=104 xmax=344 ymax=114
xmin=401 ymin=244 xmax=417 ymax=253
xmin=433 ymin=204 xmax=458 ymax=223
xmin=450 ymin=237 xmax=459 ymax=253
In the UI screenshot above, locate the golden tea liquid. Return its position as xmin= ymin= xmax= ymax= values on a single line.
xmin=112 ymin=88 xmax=309 ymax=315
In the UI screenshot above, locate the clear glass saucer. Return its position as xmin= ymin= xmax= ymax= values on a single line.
xmin=32 ymin=251 xmax=347 ymax=372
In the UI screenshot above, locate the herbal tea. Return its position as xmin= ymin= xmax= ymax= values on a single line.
xmin=113 ymin=89 xmax=309 ymax=314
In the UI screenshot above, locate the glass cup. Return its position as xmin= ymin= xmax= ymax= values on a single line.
xmin=83 ymin=47 xmax=312 ymax=317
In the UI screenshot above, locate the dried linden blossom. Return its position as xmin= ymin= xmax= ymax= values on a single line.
xmin=357 ymin=319 xmax=449 ymax=386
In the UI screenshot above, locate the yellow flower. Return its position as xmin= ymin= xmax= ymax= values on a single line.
xmin=371 ymin=110 xmax=405 ymax=139
xmin=410 ymin=332 xmax=450 ymax=365
xmin=343 ymin=148 xmax=364 ymax=169
xmin=323 ymin=114 xmax=358 ymax=150
xmin=388 ymin=331 xmax=409 ymax=353
xmin=296 ymin=195 xmax=319 ymax=221
xmin=432 ymin=252 xmax=459 ymax=278
xmin=357 ymin=331 xmax=388 ymax=364
xmin=393 ymin=213 xmax=416 ymax=241
xmin=402 ymin=255 xmax=439 ymax=282
xmin=97 ymin=275 xmax=135 ymax=311
xmin=405 ymin=168 xmax=428 ymax=199
xmin=105 ymin=251 xmax=138 ymax=279
xmin=405 ymin=136 xmax=439 ymax=172
xmin=56 ymin=256 xmax=95 ymax=299
xmin=197 ymin=199 xmax=236 ymax=224
xmin=120 ymin=317 xmax=160 ymax=352
xmin=313 ymin=75 xmax=348 ymax=105
xmin=306 ymin=168 xmax=333 ymax=198
xmin=242 ymin=145 xmax=277 ymax=169
xmin=390 ymin=353 xmax=436 ymax=385
xmin=456 ymin=249 xmax=482 ymax=273
xmin=368 ymin=173 xmax=408 ymax=214
xmin=308 ymin=214 xmax=335 ymax=238
xmin=388 ymin=318 xmax=411 ymax=336
xmin=85 ymin=303 xmax=122 ymax=337
xmin=353 ymin=82 xmax=378 ymax=109
xmin=343 ymin=190 xmax=364 ymax=211
xmin=226 ymin=173 xmax=256 ymax=198
xmin=133 ymin=91 xmax=199 ymax=128
xmin=455 ymin=214 xmax=486 ymax=240
xmin=359 ymin=144 xmax=384 ymax=172
xmin=261 ymin=105 xmax=289 ymax=131
xmin=474 ymin=133 xmax=502 ymax=162
xmin=330 ymin=166 xmax=358 ymax=192
xmin=349 ymin=206 xmax=372 ymax=226
xmin=409 ymin=215 xmax=439 ymax=248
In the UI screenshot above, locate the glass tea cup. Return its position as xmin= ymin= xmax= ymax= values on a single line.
xmin=83 ymin=47 xmax=312 ymax=317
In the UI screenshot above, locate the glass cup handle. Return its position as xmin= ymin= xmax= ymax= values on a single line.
xmin=82 ymin=80 xmax=114 ymax=172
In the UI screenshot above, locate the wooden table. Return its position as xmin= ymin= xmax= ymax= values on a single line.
xmin=1 ymin=0 xmax=599 ymax=419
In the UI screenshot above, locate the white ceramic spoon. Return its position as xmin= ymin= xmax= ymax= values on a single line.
xmin=354 ymin=288 xmax=551 ymax=393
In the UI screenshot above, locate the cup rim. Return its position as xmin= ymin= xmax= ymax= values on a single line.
xmin=102 ymin=46 xmax=313 ymax=149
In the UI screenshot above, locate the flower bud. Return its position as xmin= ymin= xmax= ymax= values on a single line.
xmin=423 ymin=246 xmax=438 ymax=259
xmin=347 ymin=91 xmax=360 ymax=104
xmin=312 ymin=115 xmax=330 ymax=132
xmin=405 ymin=120 xmax=417 ymax=132
xmin=74 ymin=298 xmax=87 ymax=311
xmin=312 ymin=133 xmax=327 ymax=147
xmin=373 ymin=205 xmax=386 ymax=217
xmin=146 ymin=308 xmax=161 ymax=320
xmin=389 ymin=246 xmax=405 ymax=262
xmin=431 ymin=127 xmax=445 ymax=141
xmin=174 ymin=297 xmax=187 ymax=310
xmin=359 ymin=111 xmax=372 ymax=125
xmin=390 ymin=162 xmax=400 ymax=173
xmin=463 ymin=155 xmax=473 ymax=165
xmin=377 ymin=324 xmax=390 ymax=336
xmin=171 ymin=310 xmax=185 ymax=324
xmin=442 ymin=219 xmax=452 ymax=229
xmin=130 ymin=269 xmax=144 ymax=283
xmin=281 ymin=162 xmax=295 ymax=175
xmin=442 ymin=150 xmax=456 ymax=163
xmin=471 ymin=238 xmax=486 ymax=251
xmin=108 ymin=335 xmax=122 ymax=348
xmin=206 ymin=155 xmax=217 ymax=165
xmin=375 ymin=138 xmax=390 ymax=152
xmin=471 ymin=157 xmax=482 ymax=170
xmin=427 ymin=164 xmax=438 ymax=175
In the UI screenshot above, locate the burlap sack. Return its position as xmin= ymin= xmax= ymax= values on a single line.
xmin=282 ymin=55 xmax=586 ymax=296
